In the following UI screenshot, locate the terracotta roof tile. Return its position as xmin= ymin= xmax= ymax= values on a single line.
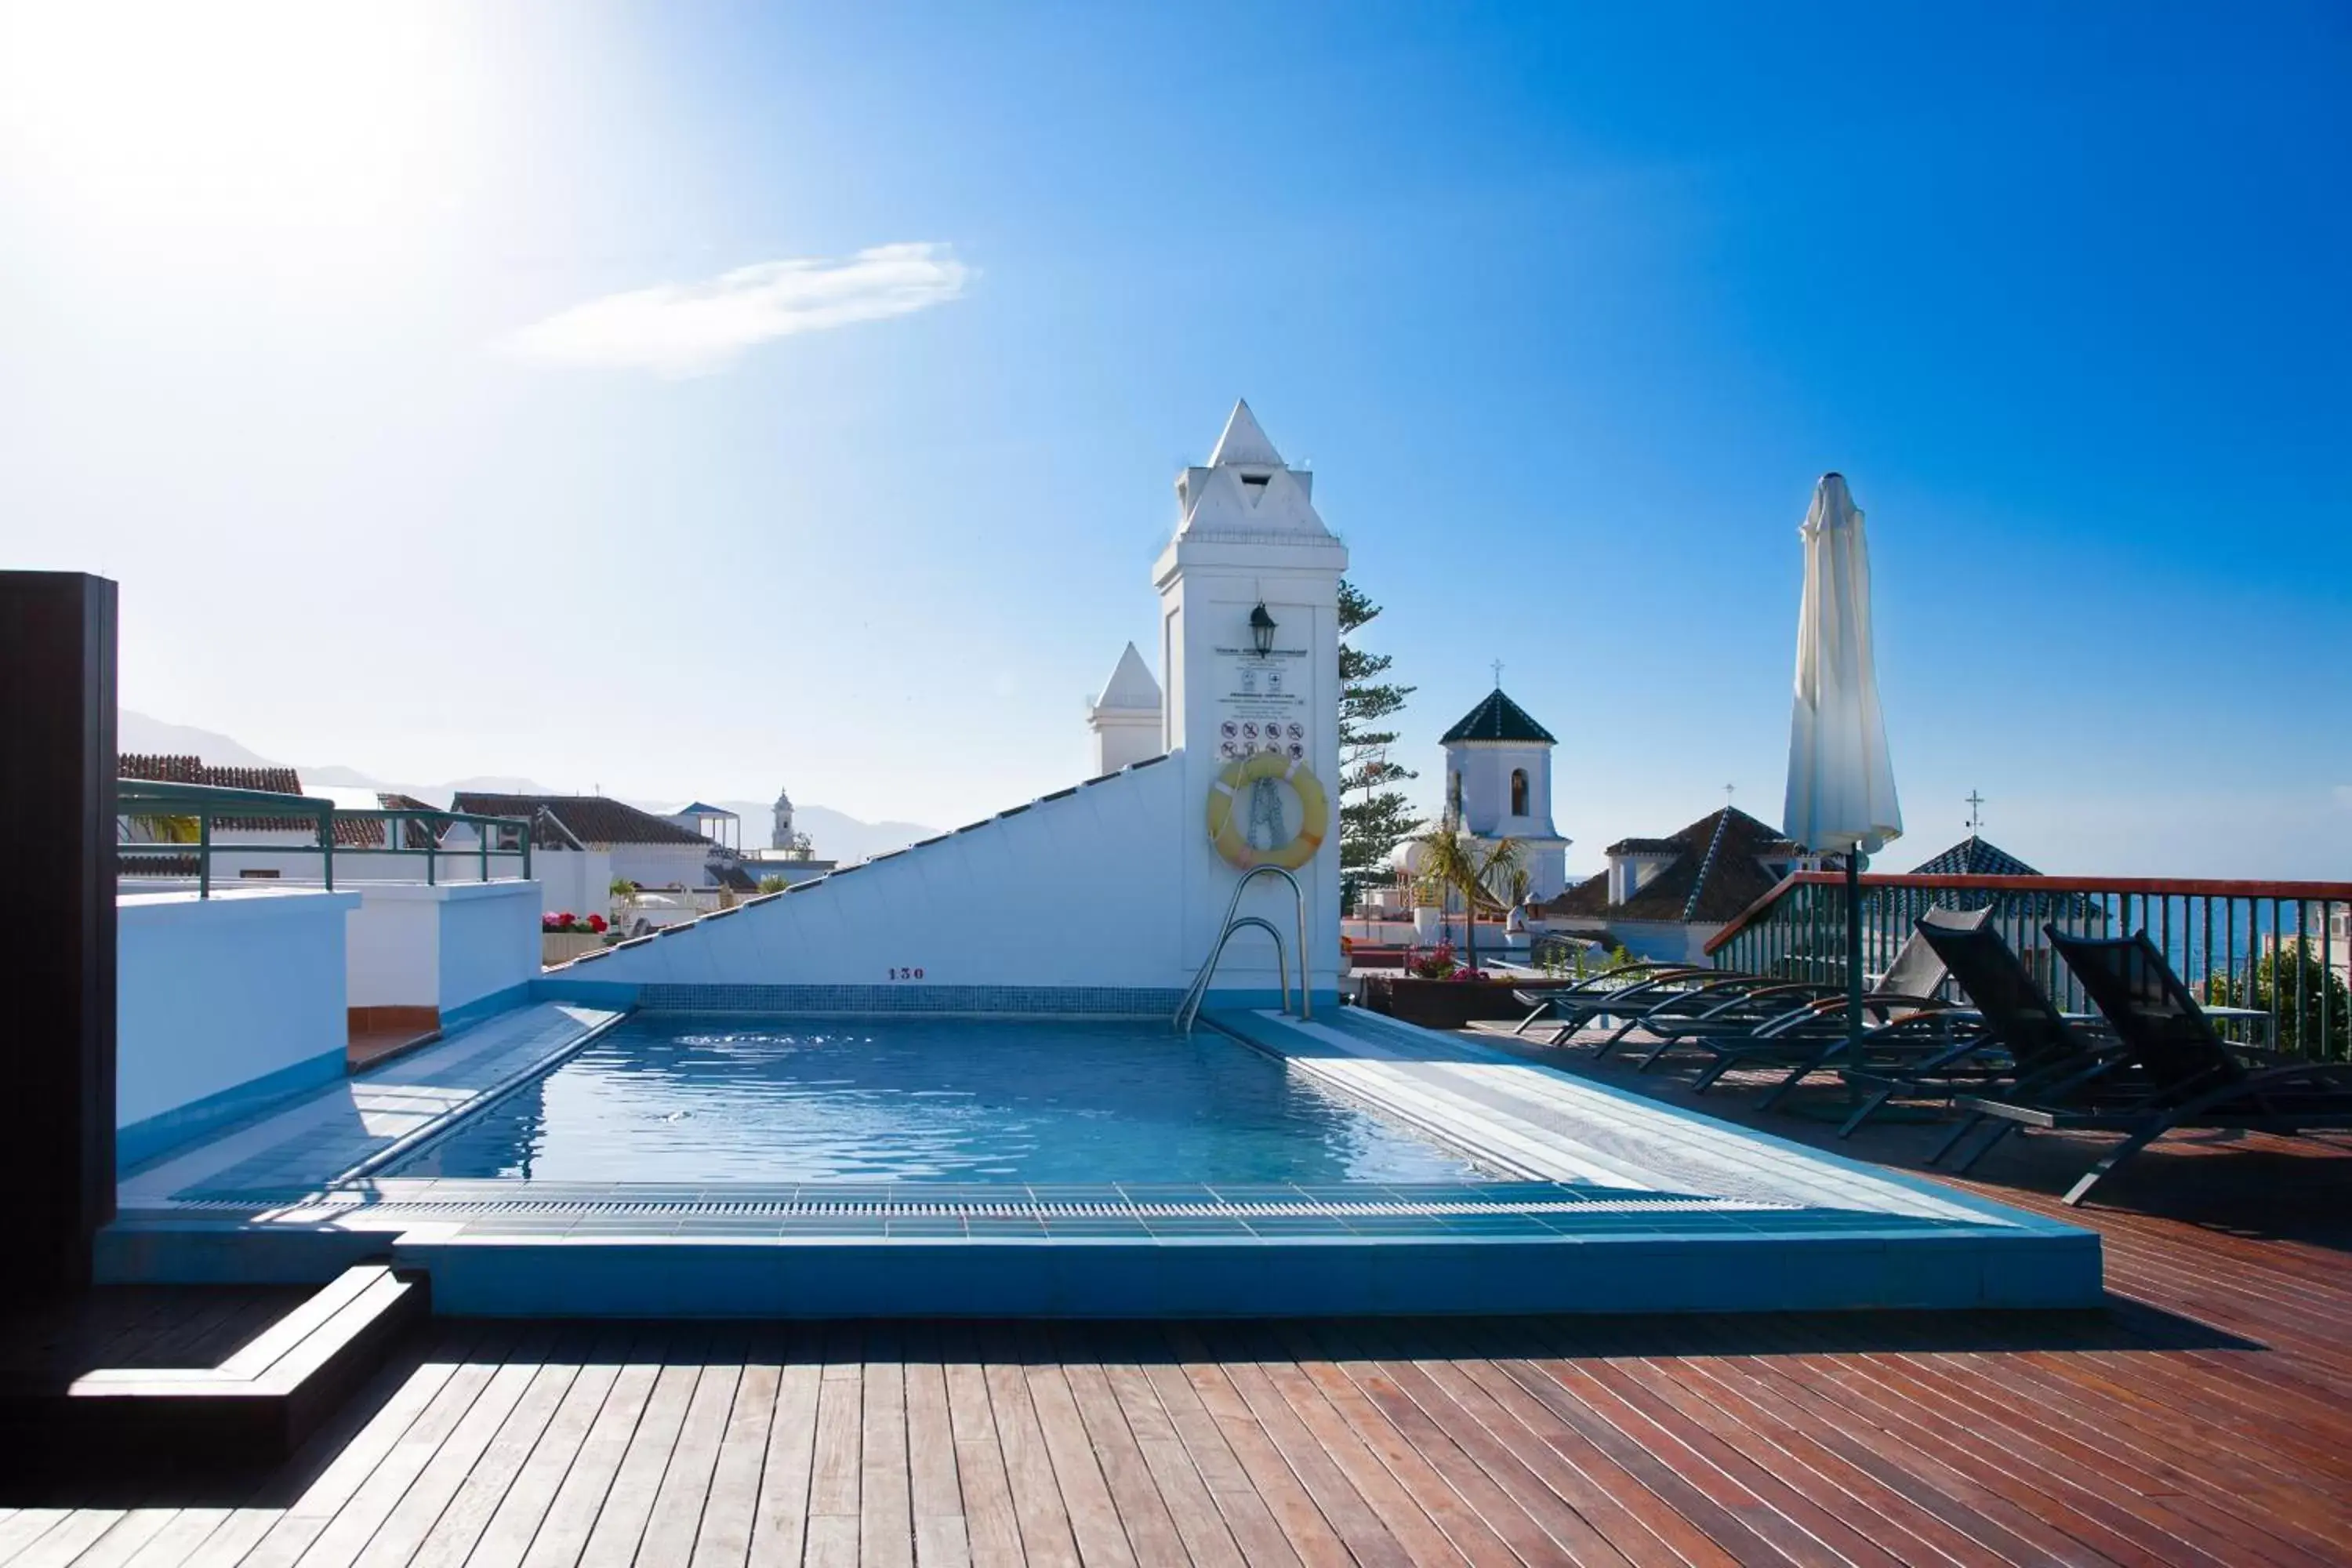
xmin=1540 ymin=807 xmax=1804 ymax=927
xmin=118 ymin=753 xmax=316 ymax=832
xmin=451 ymin=793 xmax=708 ymax=847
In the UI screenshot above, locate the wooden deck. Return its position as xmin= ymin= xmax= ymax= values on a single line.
xmin=7 ymin=1047 xmax=2350 ymax=1566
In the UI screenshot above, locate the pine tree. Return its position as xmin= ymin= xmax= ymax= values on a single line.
xmin=1338 ymin=579 xmax=1421 ymax=909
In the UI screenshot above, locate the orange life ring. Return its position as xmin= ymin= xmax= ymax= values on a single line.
xmin=1207 ymin=752 xmax=1328 ymax=870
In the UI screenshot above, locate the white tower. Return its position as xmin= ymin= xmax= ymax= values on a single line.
xmin=1153 ymin=400 xmax=1348 ymax=998
xmin=1085 ymin=643 xmax=1163 ymax=775
xmin=770 ymin=786 xmax=795 ymax=851
xmin=1438 ymin=685 xmax=1571 ymax=900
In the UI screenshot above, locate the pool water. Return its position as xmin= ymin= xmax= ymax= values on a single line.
xmin=387 ymin=1015 xmax=1492 ymax=1185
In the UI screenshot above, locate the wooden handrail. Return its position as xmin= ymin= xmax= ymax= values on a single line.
xmin=1707 ymin=870 xmax=2352 ymax=955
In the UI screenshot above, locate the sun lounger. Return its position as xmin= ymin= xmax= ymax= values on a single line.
xmin=1836 ymin=918 xmax=2120 ymax=1142
xmin=1623 ymin=908 xmax=1989 ymax=1097
xmin=1938 ymin=926 xmax=2352 ymax=1205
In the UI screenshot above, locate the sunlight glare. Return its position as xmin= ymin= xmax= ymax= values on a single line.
xmin=0 ymin=0 xmax=485 ymax=245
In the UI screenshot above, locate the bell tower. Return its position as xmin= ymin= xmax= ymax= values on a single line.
xmin=1153 ymin=401 xmax=1348 ymax=1001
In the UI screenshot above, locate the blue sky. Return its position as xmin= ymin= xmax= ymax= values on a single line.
xmin=2 ymin=2 xmax=2345 ymax=875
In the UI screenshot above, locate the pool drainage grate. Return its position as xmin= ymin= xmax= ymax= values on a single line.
xmin=141 ymin=1192 xmax=1795 ymax=1219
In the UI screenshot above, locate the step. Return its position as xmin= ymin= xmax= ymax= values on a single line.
xmin=0 ymin=1263 xmax=428 ymax=1465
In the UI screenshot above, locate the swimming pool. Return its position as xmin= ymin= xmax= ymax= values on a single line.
xmin=384 ymin=1014 xmax=1491 ymax=1185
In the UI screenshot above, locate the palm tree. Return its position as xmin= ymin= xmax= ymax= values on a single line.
xmin=1412 ymin=825 xmax=1522 ymax=975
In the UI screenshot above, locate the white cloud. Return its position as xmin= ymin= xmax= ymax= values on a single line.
xmin=501 ymin=242 xmax=968 ymax=377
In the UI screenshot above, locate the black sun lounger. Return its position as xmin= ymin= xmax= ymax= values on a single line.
xmin=1938 ymin=927 xmax=2352 ymax=1206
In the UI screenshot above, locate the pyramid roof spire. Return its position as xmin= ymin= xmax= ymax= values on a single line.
xmin=1208 ymin=399 xmax=1283 ymax=468
xmin=1440 ymin=688 xmax=1557 ymax=746
xmin=1093 ymin=642 xmax=1161 ymax=711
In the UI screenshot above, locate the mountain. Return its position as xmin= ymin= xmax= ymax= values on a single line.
xmin=114 ymin=710 xmax=934 ymax=865
xmin=117 ymin=709 xmax=280 ymax=768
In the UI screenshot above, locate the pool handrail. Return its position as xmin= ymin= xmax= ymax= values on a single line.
xmin=1181 ymin=866 xmax=1312 ymax=1026
xmin=1175 ymin=916 xmax=1291 ymax=1034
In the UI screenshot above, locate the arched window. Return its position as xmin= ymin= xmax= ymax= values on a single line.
xmin=1448 ymin=771 xmax=1464 ymax=822
xmin=1510 ymin=768 xmax=1530 ymax=817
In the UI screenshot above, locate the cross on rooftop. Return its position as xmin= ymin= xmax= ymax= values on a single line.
xmin=1490 ymin=659 xmax=1504 ymax=688
xmin=1965 ymin=789 xmax=1986 ymax=833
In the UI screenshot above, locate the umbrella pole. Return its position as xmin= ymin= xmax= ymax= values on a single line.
xmin=1846 ymin=852 xmax=1865 ymax=1052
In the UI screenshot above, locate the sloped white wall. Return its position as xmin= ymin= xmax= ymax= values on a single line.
xmin=569 ymin=760 xmax=1200 ymax=992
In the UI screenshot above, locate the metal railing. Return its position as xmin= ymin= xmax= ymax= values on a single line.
xmin=1708 ymin=872 xmax=2351 ymax=1060
xmin=115 ymin=779 xmax=532 ymax=898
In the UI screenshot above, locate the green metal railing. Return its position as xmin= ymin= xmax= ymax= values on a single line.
xmin=1708 ymin=872 xmax=2351 ymax=1061
xmin=115 ymin=779 xmax=531 ymax=898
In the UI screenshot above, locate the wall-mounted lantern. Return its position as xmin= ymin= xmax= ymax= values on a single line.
xmin=1249 ymin=601 xmax=1276 ymax=658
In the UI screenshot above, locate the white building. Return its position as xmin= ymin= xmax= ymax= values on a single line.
xmin=1086 ymin=642 xmax=1164 ymax=775
xmin=1436 ymin=688 xmax=1571 ymax=902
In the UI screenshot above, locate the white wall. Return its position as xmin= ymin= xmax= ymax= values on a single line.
xmin=568 ymin=761 xmax=1198 ymax=993
xmin=117 ymin=887 xmax=356 ymax=1130
xmin=439 ymin=880 xmax=542 ymax=1010
xmin=608 ymin=841 xmax=712 ymax=891
xmin=346 ymin=880 xmax=541 ymax=1011
xmin=531 ymin=847 xmax=615 ymax=920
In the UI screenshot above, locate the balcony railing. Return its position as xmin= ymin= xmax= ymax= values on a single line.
xmin=1706 ymin=872 xmax=2351 ymax=1059
xmin=115 ymin=779 xmax=532 ymax=898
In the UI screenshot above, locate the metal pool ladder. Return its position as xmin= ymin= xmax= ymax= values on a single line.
xmin=1174 ymin=866 xmax=1311 ymax=1033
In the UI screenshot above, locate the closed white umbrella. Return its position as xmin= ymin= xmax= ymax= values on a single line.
xmin=1782 ymin=472 xmax=1902 ymax=1045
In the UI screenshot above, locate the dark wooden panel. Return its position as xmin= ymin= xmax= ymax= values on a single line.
xmin=0 ymin=572 xmax=118 ymax=1299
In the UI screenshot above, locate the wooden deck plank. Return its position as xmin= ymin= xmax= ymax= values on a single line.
xmin=248 ymin=1321 xmax=515 ymax=1568
xmin=9 ymin=1507 xmax=125 ymax=1566
xmin=900 ymin=1327 xmax=971 ymax=1568
xmin=1014 ymin=1324 xmax=1139 ymax=1568
xmin=118 ymin=1507 xmax=233 ymax=1568
xmin=573 ymin=1325 xmax=712 ymax=1568
xmin=636 ymin=1328 xmax=748 ymax=1568
xmin=688 ymin=1338 xmax=782 ymax=1568
xmin=1045 ymin=1328 xmax=1191 ymax=1568
xmin=939 ymin=1325 xmax=1025 ymax=1568
xmin=1235 ymin=1323 xmax=1479 ymax=1567
xmin=404 ymin=1330 xmax=593 ymax=1568
xmin=345 ymin=1324 xmax=563 ymax=1567
xmin=463 ymin=1327 xmax=639 ymax=1568
xmin=1151 ymin=1331 xmax=1349 ymax=1567
xmin=858 ymin=1326 xmax=914 ymax=1568
xmin=806 ymin=1327 xmax=865 ymax=1551
xmin=1095 ymin=1350 xmax=1247 ymax=1568
xmin=977 ymin=1330 xmax=1082 ymax=1568
xmin=513 ymin=1328 xmax=672 ymax=1568
xmin=746 ymin=1328 xmax=824 ymax=1568
xmin=1167 ymin=1324 xmax=1388 ymax=1568
xmin=41 ymin=1505 xmax=176 ymax=1567
xmin=1318 ymin=1320 xmax=1672 ymax=1568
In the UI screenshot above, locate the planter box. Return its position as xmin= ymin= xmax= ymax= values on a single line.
xmin=1360 ymin=975 xmax=1537 ymax=1029
xmin=542 ymin=931 xmax=604 ymax=967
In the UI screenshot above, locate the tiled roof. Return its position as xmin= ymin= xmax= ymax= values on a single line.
xmin=118 ymin=753 xmax=316 ymax=832
xmin=1908 ymin=834 xmax=2042 ymax=878
xmin=452 ymin=793 xmax=708 ymax=848
xmin=1542 ymin=807 xmax=1801 ymax=927
xmin=1439 ymin=689 xmax=1557 ymax=746
xmin=333 ymin=793 xmax=445 ymax=849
